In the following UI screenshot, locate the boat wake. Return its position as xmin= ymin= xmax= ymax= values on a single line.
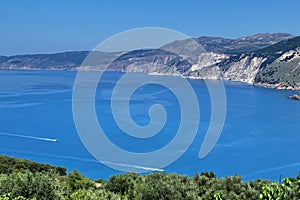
xmin=0 ymin=148 xmax=164 ymax=172
xmin=102 ymin=160 xmax=164 ymax=172
xmin=41 ymin=153 xmax=164 ymax=172
xmin=0 ymin=132 xmax=58 ymax=142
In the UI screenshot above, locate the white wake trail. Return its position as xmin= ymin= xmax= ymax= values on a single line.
xmin=0 ymin=132 xmax=58 ymax=142
xmin=0 ymin=149 xmax=164 ymax=172
xmin=0 ymin=133 xmax=165 ymax=172
xmin=102 ymin=161 xmax=164 ymax=172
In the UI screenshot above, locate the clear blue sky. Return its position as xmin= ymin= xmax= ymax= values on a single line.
xmin=1 ymin=0 xmax=300 ymax=55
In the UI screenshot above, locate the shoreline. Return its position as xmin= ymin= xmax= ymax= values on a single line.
xmin=1 ymin=68 xmax=300 ymax=91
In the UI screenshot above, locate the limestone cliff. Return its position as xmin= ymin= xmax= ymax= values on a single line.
xmin=0 ymin=33 xmax=299 ymax=90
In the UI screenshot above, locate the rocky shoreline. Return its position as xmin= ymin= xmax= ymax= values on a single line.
xmin=1 ymin=34 xmax=300 ymax=92
xmin=1 ymin=67 xmax=300 ymax=92
xmin=288 ymin=94 xmax=300 ymax=101
xmin=254 ymin=82 xmax=300 ymax=91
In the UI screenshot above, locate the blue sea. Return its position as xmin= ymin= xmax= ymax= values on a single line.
xmin=0 ymin=70 xmax=300 ymax=181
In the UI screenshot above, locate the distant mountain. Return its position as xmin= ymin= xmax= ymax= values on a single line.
xmin=164 ymin=33 xmax=294 ymax=54
xmin=0 ymin=33 xmax=299 ymax=90
xmin=0 ymin=56 xmax=7 ymax=63
xmin=0 ymin=51 xmax=122 ymax=70
xmin=0 ymin=51 xmax=89 ymax=70
xmin=106 ymin=49 xmax=191 ymax=75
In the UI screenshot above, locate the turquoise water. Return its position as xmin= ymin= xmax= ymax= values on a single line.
xmin=0 ymin=70 xmax=300 ymax=181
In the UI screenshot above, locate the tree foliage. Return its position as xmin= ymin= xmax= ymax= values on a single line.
xmin=0 ymin=170 xmax=64 ymax=200
xmin=0 ymin=155 xmax=66 ymax=176
xmin=1 ymin=155 xmax=300 ymax=199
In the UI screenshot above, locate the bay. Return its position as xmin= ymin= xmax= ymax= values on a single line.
xmin=0 ymin=70 xmax=299 ymax=181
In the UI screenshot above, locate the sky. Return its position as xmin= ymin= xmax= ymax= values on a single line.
xmin=1 ymin=0 xmax=300 ymax=55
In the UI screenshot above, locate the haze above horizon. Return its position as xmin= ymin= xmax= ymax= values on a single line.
xmin=1 ymin=0 xmax=300 ymax=55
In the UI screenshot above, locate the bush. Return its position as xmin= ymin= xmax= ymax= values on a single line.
xmin=0 ymin=171 xmax=64 ymax=200
xmin=2 ymin=154 xmax=300 ymax=200
xmin=0 ymin=155 xmax=66 ymax=176
xmin=67 ymin=170 xmax=96 ymax=194
xmin=70 ymin=189 xmax=122 ymax=200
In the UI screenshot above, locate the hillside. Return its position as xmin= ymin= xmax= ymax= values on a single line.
xmin=1 ymin=154 xmax=300 ymax=200
xmin=162 ymin=33 xmax=294 ymax=55
xmin=0 ymin=51 xmax=122 ymax=70
xmin=0 ymin=154 xmax=66 ymax=175
xmin=254 ymin=36 xmax=300 ymax=89
xmin=0 ymin=33 xmax=300 ymax=90
xmin=189 ymin=36 xmax=300 ymax=89
xmin=196 ymin=33 xmax=293 ymax=54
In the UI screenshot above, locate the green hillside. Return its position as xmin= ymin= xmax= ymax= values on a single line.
xmin=256 ymin=57 xmax=300 ymax=88
xmin=0 ymin=154 xmax=66 ymax=176
xmin=255 ymin=36 xmax=300 ymax=88
xmin=1 ymin=154 xmax=300 ymax=200
xmin=255 ymin=36 xmax=300 ymax=56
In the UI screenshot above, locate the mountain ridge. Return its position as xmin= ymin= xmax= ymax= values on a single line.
xmin=1 ymin=33 xmax=299 ymax=90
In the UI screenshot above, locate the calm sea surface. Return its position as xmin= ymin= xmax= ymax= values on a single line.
xmin=0 ymin=70 xmax=299 ymax=181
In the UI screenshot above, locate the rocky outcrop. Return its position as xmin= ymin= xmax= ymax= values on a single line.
xmin=279 ymin=47 xmax=300 ymax=62
xmin=288 ymin=94 xmax=300 ymax=100
xmin=191 ymin=52 xmax=229 ymax=70
xmin=219 ymin=55 xmax=267 ymax=83
xmin=183 ymin=54 xmax=267 ymax=85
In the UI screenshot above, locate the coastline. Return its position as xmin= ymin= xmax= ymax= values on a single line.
xmin=1 ymin=68 xmax=300 ymax=91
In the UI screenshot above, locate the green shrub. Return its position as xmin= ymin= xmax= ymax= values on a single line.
xmin=0 ymin=171 xmax=64 ymax=200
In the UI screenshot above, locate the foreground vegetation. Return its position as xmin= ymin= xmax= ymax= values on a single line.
xmin=0 ymin=155 xmax=299 ymax=200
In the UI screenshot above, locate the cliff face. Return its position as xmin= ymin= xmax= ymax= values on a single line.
xmin=221 ymin=55 xmax=267 ymax=83
xmin=115 ymin=34 xmax=295 ymax=91
xmin=152 ymin=36 xmax=300 ymax=90
xmin=0 ymin=33 xmax=299 ymax=90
